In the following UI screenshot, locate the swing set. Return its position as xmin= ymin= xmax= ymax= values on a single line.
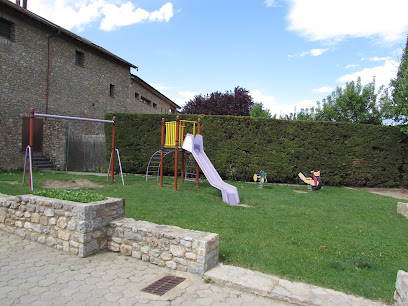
xmin=23 ymin=108 xmax=124 ymax=191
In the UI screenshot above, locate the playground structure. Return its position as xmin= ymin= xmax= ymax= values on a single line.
xmin=253 ymin=170 xmax=267 ymax=188
xmin=23 ymin=108 xmax=124 ymax=191
xmin=146 ymin=116 xmax=240 ymax=205
xmin=298 ymin=170 xmax=322 ymax=190
xmin=146 ymin=116 xmax=200 ymax=189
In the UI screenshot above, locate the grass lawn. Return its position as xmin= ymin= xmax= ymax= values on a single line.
xmin=1 ymin=170 xmax=407 ymax=304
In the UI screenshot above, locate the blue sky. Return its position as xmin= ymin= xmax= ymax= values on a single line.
xmin=20 ymin=0 xmax=408 ymax=116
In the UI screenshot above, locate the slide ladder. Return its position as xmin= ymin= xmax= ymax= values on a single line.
xmin=182 ymin=134 xmax=240 ymax=205
xmin=146 ymin=149 xmax=174 ymax=181
xmin=183 ymin=152 xmax=197 ymax=183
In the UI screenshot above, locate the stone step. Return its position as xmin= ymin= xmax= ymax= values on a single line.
xmin=30 ymin=152 xmax=55 ymax=170
xmin=204 ymin=264 xmax=384 ymax=306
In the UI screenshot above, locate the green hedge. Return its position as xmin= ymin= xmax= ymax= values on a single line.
xmin=105 ymin=114 xmax=408 ymax=187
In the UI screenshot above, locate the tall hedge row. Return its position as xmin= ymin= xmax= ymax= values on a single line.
xmin=105 ymin=113 xmax=408 ymax=187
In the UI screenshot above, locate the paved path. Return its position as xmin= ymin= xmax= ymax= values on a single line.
xmin=0 ymin=230 xmax=287 ymax=306
xmin=0 ymin=230 xmax=386 ymax=305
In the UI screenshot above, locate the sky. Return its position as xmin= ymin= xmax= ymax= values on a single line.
xmin=17 ymin=0 xmax=408 ymax=116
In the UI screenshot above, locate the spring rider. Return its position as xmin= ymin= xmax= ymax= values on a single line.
xmin=298 ymin=170 xmax=322 ymax=190
xmin=253 ymin=170 xmax=267 ymax=188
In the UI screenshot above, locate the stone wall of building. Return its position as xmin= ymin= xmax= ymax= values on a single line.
xmin=0 ymin=5 xmax=49 ymax=169
xmin=0 ymin=2 xmax=179 ymax=171
xmin=130 ymin=77 xmax=177 ymax=115
xmin=0 ymin=193 xmax=219 ymax=276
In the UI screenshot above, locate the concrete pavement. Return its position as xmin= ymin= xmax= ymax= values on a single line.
xmin=0 ymin=230 xmax=287 ymax=305
xmin=0 ymin=230 xmax=385 ymax=305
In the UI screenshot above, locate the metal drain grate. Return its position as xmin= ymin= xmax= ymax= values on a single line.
xmin=141 ymin=275 xmax=186 ymax=296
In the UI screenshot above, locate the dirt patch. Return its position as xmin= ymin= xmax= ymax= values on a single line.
xmin=347 ymin=187 xmax=408 ymax=201
xmin=4 ymin=181 xmax=19 ymax=185
xmin=236 ymin=204 xmax=252 ymax=208
xmin=42 ymin=179 xmax=103 ymax=190
xmin=293 ymin=190 xmax=309 ymax=194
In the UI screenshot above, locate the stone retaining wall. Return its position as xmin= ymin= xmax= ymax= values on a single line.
xmin=397 ymin=202 xmax=408 ymax=219
xmin=108 ymin=218 xmax=219 ymax=276
xmin=0 ymin=194 xmax=125 ymax=257
xmin=0 ymin=194 xmax=219 ymax=275
xmin=395 ymin=270 xmax=408 ymax=306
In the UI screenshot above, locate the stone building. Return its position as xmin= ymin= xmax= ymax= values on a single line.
xmin=0 ymin=0 xmax=179 ymax=171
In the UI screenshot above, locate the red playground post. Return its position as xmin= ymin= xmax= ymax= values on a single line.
xmin=196 ymin=118 xmax=201 ymax=189
xmin=29 ymin=108 xmax=34 ymax=190
xmin=110 ymin=117 xmax=116 ymax=183
xmin=160 ymin=118 xmax=165 ymax=187
xmin=181 ymin=120 xmax=186 ymax=184
xmin=174 ymin=116 xmax=180 ymax=191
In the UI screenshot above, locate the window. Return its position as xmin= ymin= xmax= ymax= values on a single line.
xmin=153 ymin=103 xmax=157 ymax=109
xmin=140 ymin=96 xmax=151 ymax=106
xmin=75 ymin=50 xmax=85 ymax=67
xmin=110 ymin=84 xmax=115 ymax=98
xmin=135 ymin=92 xmax=139 ymax=99
xmin=0 ymin=18 xmax=13 ymax=40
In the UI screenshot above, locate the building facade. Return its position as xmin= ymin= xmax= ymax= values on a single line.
xmin=0 ymin=0 xmax=179 ymax=170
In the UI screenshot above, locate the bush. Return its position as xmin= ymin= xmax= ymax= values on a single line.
xmin=105 ymin=114 xmax=408 ymax=187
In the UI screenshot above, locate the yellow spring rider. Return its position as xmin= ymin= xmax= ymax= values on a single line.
xmin=253 ymin=170 xmax=267 ymax=188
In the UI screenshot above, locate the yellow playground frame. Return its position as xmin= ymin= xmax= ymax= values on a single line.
xmin=164 ymin=120 xmax=198 ymax=149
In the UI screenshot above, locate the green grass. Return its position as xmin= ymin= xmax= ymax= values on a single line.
xmin=1 ymin=170 xmax=407 ymax=304
xmin=33 ymin=188 xmax=106 ymax=203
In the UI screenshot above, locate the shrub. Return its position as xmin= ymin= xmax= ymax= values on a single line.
xmin=105 ymin=114 xmax=408 ymax=187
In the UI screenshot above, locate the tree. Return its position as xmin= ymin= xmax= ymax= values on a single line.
xmin=286 ymin=77 xmax=387 ymax=125
xmin=181 ymin=86 xmax=254 ymax=116
xmin=250 ymin=102 xmax=271 ymax=118
xmin=389 ymin=36 xmax=408 ymax=129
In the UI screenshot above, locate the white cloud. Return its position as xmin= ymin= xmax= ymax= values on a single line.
xmin=361 ymin=56 xmax=392 ymax=62
xmin=344 ymin=64 xmax=359 ymax=69
xmin=249 ymin=89 xmax=315 ymax=117
xmin=288 ymin=48 xmax=328 ymax=58
xmin=312 ymin=86 xmax=334 ymax=93
xmin=27 ymin=0 xmax=103 ymax=31
xmin=250 ymin=89 xmax=276 ymax=109
xmin=264 ymin=0 xmax=278 ymax=7
xmin=309 ymin=48 xmax=328 ymax=56
xmin=101 ymin=2 xmax=173 ymax=31
xmin=178 ymin=91 xmax=197 ymax=101
xmin=338 ymin=60 xmax=399 ymax=88
xmin=20 ymin=0 xmax=174 ymax=32
xmin=273 ymin=100 xmax=316 ymax=117
xmin=287 ymin=0 xmax=408 ymax=43
xmin=169 ymin=91 xmax=197 ymax=107
xmin=149 ymin=3 xmax=173 ymax=22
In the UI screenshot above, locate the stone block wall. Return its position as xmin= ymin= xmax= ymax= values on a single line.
xmin=109 ymin=218 xmax=219 ymax=276
xmin=0 ymin=194 xmax=125 ymax=257
xmin=395 ymin=270 xmax=408 ymax=306
xmin=0 ymin=194 xmax=219 ymax=275
xmin=0 ymin=2 xmax=179 ymax=171
xmin=397 ymin=202 xmax=408 ymax=219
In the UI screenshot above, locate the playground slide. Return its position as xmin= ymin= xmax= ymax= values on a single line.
xmin=182 ymin=134 xmax=240 ymax=205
